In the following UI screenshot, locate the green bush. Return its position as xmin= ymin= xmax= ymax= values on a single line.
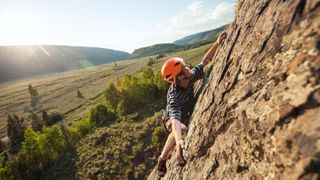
xmin=16 ymin=127 xmax=67 ymax=179
xmin=104 ymin=83 xmax=121 ymax=112
xmin=70 ymin=119 xmax=93 ymax=139
xmin=7 ymin=114 xmax=25 ymax=146
xmin=89 ymin=104 xmax=116 ymax=126
xmin=151 ymin=126 xmax=166 ymax=149
xmin=39 ymin=127 xmax=66 ymax=162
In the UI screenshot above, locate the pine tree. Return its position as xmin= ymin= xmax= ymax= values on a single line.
xmin=104 ymin=83 xmax=120 ymax=112
xmin=60 ymin=124 xmax=75 ymax=150
xmin=31 ymin=112 xmax=44 ymax=132
xmin=7 ymin=114 xmax=25 ymax=145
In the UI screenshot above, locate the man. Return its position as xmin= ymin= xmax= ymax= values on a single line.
xmin=156 ymin=31 xmax=227 ymax=177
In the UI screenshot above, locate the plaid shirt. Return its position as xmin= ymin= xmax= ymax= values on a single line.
xmin=163 ymin=63 xmax=204 ymax=123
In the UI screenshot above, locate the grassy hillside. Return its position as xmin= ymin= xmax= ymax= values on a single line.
xmin=130 ymin=43 xmax=185 ymax=58
xmin=0 ymin=42 xmax=214 ymax=179
xmin=173 ymin=24 xmax=227 ymax=46
xmin=0 ymin=45 xmax=130 ymax=83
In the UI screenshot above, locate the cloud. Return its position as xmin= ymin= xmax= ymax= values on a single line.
xmin=155 ymin=1 xmax=235 ymax=43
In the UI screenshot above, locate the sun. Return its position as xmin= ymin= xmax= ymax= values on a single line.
xmin=0 ymin=11 xmax=44 ymax=45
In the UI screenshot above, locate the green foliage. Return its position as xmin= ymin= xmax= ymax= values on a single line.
xmin=131 ymin=43 xmax=184 ymax=58
xmin=49 ymin=111 xmax=64 ymax=125
xmin=89 ymin=104 xmax=116 ymax=126
xmin=15 ymin=127 xmax=67 ymax=179
xmin=116 ymin=99 xmax=128 ymax=116
xmin=70 ymin=119 xmax=93 ymax=139
xmin=41 ymin=111 xmax=64 ymax=127
xmin=147 ymin=58 xmax=155 ymax=66
xmin=42 ymin=111 xmax=50 ymax=127
xmin=141 ymin=67 xmax=154 ymax=85
xmin=0 ymin=167 xmax=12 ymax=179
xmin=39 ymin=127 xmax=66 ymax=162
xmin=154 ymin=71 xmax=169 ymax=94
xmin=76 ymin=112 xmax=163 ymax=179
xmin=21 ymin=129 xmax=41 ymax=167
xmin=104 ymin=83 xmax=121 ymax=112
xmin=7 ymin=114 xmax=25 ymax=146
xmin=31 ymin=112 xmax=44 ymax=132
xmin=151 ymin=126 xmax=166 ymax=149
xmin=60 ymin=124 xmax=76 ymax=150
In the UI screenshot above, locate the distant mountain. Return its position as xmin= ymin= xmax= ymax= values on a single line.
xmin=131 ymin=43 xmax=184 ymax=58
xmin=0 ymin=45 xmax=130 ymax=82
xmin=173 ymin=25 xmax=227 ymax=46
xmin=130 ymin=25 xmax=227 ymax=58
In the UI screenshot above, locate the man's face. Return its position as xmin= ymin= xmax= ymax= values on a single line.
xmin=175 ymin=64 xmax=192 ymax=88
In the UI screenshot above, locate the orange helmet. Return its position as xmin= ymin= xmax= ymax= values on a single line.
xmin=161 ymin=57 xmax=184 ymax=83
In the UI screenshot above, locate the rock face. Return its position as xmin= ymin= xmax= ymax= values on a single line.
xmin=149 ymin=0 xmax=320 ymax=179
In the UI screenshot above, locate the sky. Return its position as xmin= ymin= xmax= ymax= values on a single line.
xmin=0 ymin=0 xmax=236 ymax=53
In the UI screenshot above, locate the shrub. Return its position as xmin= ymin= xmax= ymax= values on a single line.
xmin=70 ymin=119 xmax=93 ymax=139
xmin=154 ymin=71 xmax=169 ymax=94
xmin=49 ymin=111 xmax=64 ymax=125
xmin=147 ymin=58 xmax=155 ymax=66
xmin=151 ymin=126 xmax=166 ymax=149
xmin=104 ymin=83 xmax=121 ymax=112
xmin=31 ymin=112 xmax=43 ymax=132
xmin=41 ymin=111 xmax=64 ymax=127
xmin=7 ymin=114 xmax=25 ymax=146
xmin=38 ymin=127 xmax=66 ymax=162
xmin=20 ymin=129 xmax=41 ymax=168
xmin=89 ymin=104 xmax=116 ymax=127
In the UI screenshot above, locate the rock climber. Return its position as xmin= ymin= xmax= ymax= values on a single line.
xmin=156 ymin=31 xmax=227 ymax=177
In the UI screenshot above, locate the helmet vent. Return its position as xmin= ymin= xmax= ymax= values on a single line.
xmin=166 ymin=73 xmax=172 ymax=79
xmin=174 ymin=62 xmax=181 ymax=66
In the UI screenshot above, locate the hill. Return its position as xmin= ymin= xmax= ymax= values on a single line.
xmin=149 ymin=0 xmax=320 ymax=179
xmin=130 ymin=43 xmax=185 ymax=58
xmin=130 ymin=25 xmax=226 ymax=58
xmin=173 ymin=24 xmax=227 ymax=46
xmin=0 ymin=45 xmax=130 ymax=83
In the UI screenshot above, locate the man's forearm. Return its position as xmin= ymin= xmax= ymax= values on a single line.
xmin=201 ymin=41 xmax=220 ymax=67
xmin=171 ymin=119 xmax=182 ymax=143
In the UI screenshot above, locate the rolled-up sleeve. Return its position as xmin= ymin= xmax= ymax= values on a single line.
xmin=190 ymin=63 xmax=204 ymax=82
xmin=168 ymin=97 xmax=181 ymax=121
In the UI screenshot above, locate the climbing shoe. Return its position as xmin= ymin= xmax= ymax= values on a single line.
xmin=156 ymin=156 xmax=167 ymax=177
xmin=177 ymin=141 xmax=186 ymax=167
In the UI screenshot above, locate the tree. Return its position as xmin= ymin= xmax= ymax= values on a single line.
xmin=28 ymin=85 xmax=35 ymax=97
xmin=7 ymin=114 xmax=25 ymax=146
xmin=21 ymin=129 xmax=41 ymax=168
xmin=104 ymin=83 xmax=120 ymax=112
xmin=42 ymin=111 xmax=50 ymax=127
xmin=60 ymin=124 xmax=75 ymax=150
xmin=31 ymin=112 xmax=43 ymax=132
xmin=154 ymin=71 xmax=169 ymax=94
xmin=77 ymin=90 xmax=83 ymax=98
xmin=89 ymin=104 xmax=116 ymax=126
xmin=147 ymin=58 xmax=155 ymax=66
xmin=28 ymin=84 xmax=39 ymax=107
xmin=38 ymin=127 xmax=66 ymax=163
xmin=141 ymin=67 xmax=154 ymax=85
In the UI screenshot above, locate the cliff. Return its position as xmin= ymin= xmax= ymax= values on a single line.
xmin=149 ymin=0 xmax=320 ymax=179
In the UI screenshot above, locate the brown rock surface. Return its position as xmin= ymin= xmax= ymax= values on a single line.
xmin=149 ymin=0 xmax=320 ymax=179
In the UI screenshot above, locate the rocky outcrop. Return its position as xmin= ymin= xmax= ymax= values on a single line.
xmin=149 ymin=0 xmax=320 ymax=179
